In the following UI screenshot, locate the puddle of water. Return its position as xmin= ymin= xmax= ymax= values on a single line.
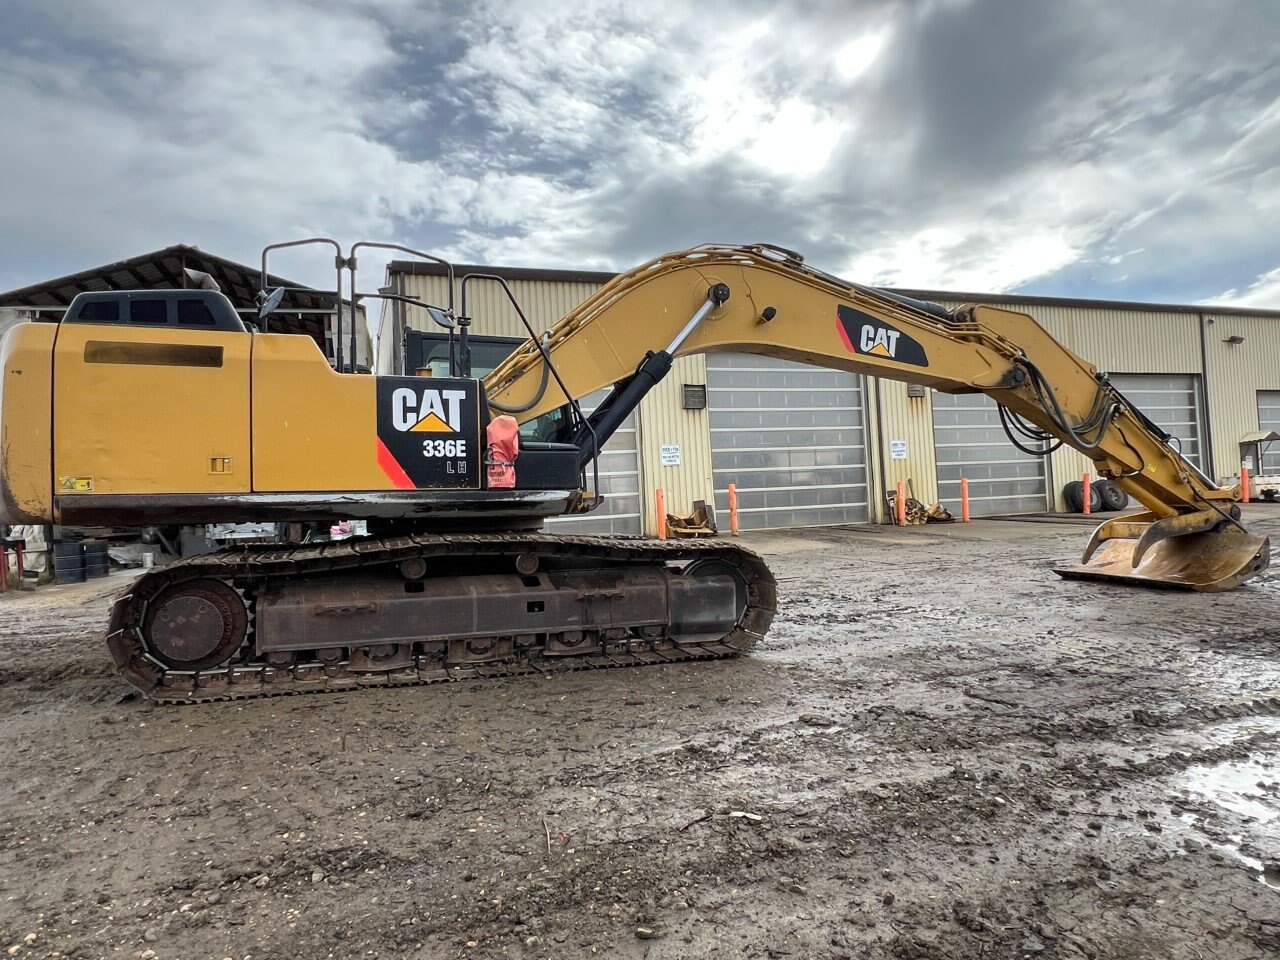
xmin=1178 ymin=821 xmax=1280 ymax=891
xmin=1177 ymin=752 xmax=1280 ymax=891
xmin=1265 ymin=863 xmax=1280 ymax=890
xmin=1182 ymin=757 xmax=1280 ymax=825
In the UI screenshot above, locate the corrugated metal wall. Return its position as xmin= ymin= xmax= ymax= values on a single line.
xmin=637 ymin=354 xmax=715 ymax=535
xmin=1203 ymin=312 xmax=1280 ymax=477
xmin=871 ymin=379 xmax=937 ymax=520
xmin=398 ymin=274 xmax=601 ymax=343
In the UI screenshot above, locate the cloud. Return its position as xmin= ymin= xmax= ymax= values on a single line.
xmin=1 ymin=0 xmax=1279 ymax=312
xmin=1207 ymin=265 xmax=1280 ymax=309
xmin=0 ymin=0 xmax=451 ymax=286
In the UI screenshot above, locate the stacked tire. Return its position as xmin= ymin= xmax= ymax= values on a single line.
xmin=1063 ymin=479 xmax=1129 ymax=513
xmin=1097 ymin=481 xmax=1129 ymax=511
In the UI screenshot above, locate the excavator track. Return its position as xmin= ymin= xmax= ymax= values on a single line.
xmin=106 ymin=533 xmax=776 ymax=703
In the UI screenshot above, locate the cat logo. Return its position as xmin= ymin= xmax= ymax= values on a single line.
xmin=859 ymin=325 xmax=900 ymax=358
xmin=835 ymin=305 xmax=929 ymax=368
xmin=391 ymin=387 xmax=467 ymax=433
xmin=376 ymin=377 xmax=480 ymax=489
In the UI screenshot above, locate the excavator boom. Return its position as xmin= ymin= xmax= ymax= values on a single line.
xmin=486 ymin=244 xmax=1269 ymax=592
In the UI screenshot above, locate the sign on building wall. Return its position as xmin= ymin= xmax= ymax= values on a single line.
xmin=660 ymin=444 xmax=682 ymax=466
xmin=889 ymin=439 xmax=908 ymax=460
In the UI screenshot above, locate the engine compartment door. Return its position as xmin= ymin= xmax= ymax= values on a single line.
xmin=52 ymin=315 xmax=251 ymax=497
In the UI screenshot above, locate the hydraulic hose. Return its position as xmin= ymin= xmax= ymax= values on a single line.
xmin=488 ymin=351 xmax=551 ymax=414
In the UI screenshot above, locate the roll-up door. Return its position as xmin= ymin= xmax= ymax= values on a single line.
xmin=1111 ymin=374 xmax=1206 ymax=470
xmin=707 ymin=354 xmax=868 ymax=530
xmin=546 ymin=389 xmax=642 ymax=535
xmin=1256 ymin=390 xmax=1280 ymax=473
xmin=932 ymin=391 xmax=1049 ymax=516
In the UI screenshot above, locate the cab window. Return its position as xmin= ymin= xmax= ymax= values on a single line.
xmin=75 ymin=300 xmax=120 ymax=323
xmin=130 ymin=299 xmax=169 ymax=325
xmin=177 ymin=299 xmax=218 ymax=326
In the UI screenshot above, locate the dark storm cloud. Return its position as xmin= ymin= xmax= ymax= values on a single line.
xmin=1 ymin=0 xmax=1278 ymax=311
xmin=868 ymin=0 xmax=1086 ymax=179
xmin=586 ymin=162 xmax=862 ymax=268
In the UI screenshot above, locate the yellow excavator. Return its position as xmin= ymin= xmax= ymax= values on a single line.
xmin=0 ymin=242 xmax=1269 ymax=702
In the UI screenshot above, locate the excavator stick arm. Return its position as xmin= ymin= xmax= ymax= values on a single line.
xmin=485 ymin=244 xmax=1268 ymax=592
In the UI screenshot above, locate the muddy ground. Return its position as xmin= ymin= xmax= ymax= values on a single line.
xmin=2 ymin=512 xmax=1279 ymax=960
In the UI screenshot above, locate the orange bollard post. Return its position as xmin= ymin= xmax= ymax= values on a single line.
xmin=1241 ymin=466 xmax=1251 ymax=504
xmin=895 ymin=480 xmax=907 ymax=526
xmin=656 ymin=489 xmax=667 ymax=540
xmin=960 ymin=477 xmax=970 ymax=523
xmin=0 ymin=543 xmax=7 ymax=593
xmin=1082 ymin=472 xmax=1092 ymax=515
xmin=728 ymin=483 xmax=739 ymax=536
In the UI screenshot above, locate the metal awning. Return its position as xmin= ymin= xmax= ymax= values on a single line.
xmin=0 ymin=244 xmax=352 ymax=344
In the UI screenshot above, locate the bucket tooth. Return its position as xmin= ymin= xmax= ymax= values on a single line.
xmin=1057 ymin=510 xmax=1270 ymax=592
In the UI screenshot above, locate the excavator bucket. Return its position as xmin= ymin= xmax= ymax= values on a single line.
xmin=1055 ymin=510 xmax=1271 ymax=592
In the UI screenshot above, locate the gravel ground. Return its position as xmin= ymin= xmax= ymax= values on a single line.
xmin=2 ymin=511 xmax=1279 ymax=960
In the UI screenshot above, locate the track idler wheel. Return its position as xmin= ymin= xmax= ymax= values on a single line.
xmin=142 ymin=578 xmax=248 ymax=670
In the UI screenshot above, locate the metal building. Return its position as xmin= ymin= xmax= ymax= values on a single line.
xmin=381 ymin=260 xmax=1280 ymax=533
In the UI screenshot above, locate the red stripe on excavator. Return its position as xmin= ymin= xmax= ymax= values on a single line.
xmin=835 ymin=313 xmax=856 ymax=354
xmin=376 ymin=438 xmax=416 ymax=490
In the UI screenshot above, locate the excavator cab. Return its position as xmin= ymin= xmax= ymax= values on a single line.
xmin=404 ymin=329 xmax=572 ymax=442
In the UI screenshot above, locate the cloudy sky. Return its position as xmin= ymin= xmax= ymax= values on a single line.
xmin=2 ymin=0 xmax=1279 ymax=307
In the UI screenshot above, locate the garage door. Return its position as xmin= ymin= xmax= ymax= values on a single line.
xmin=707 ymin=354 xmax=868 ymax=530
xmin=547 ymin=389 xmax=642 ymax=535
xmin=1111 ymin=374 xmax=1206 ymax=470
xmin=1258 ymin=391 xmax=1280 ymax=473
xmin=932 ymin=392 xmax=1048 ymax=516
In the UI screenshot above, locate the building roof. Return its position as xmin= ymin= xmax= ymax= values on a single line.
xmin=889 ymin=286 xmax=1280 ymax=320
xmin=387 ymin=259 xmax=1280 ymax=320
xmin=0 ymin=245 xmax=351 ymax=341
